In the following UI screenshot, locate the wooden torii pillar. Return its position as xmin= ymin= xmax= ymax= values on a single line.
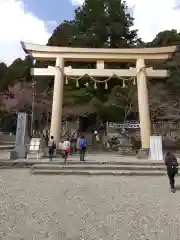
xmin=50 ymin=57 xmax=64 ymax=143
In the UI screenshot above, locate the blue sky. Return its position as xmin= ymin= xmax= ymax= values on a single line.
xmin=23 ymin=0 xmax=76 ymax=31
xmin=0 ymin=0 xmax=79 ymax=64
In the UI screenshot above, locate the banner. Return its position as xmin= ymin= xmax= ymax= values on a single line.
xmin=29 ymin=138 xmax=41 ymax=151
xmin=108 ymin=122 xmax=140 ymax=129
xmin=150 ymin=136 xmax=163 ymax=161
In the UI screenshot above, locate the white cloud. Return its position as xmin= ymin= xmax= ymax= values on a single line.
xmin=0 ymin=0 xmax=51 ymax=65
xmin=71 ymin=0 xmax=84 ymax=5
xmin=70 ymin=0 xmax=180 ymax=42
xmin=126 ymin=0 xmax=180 ymax=42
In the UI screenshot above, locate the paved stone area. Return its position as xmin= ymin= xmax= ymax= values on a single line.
xmin=0 ymin=150 xmax=150 ymax=162
xmin=0 ymin=148 xmax=179 ymax=163
xmin=0 ymin=149 xmax=170 ymax=163
xmin=1 ymin=170 xmax=180 ymax=239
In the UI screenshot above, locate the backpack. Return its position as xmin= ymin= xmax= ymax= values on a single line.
xmin=79 ymin=139 xmax=86 ymax=149
xmin=172 ymin=156 xmax=178 ymax=167
xmin=172 ymin=156 xmax=178 ymax=174
xmin=51 ymin=141 xmax=56 ymax=150
xmin=168 ymin=155 xmax=179 ymax=174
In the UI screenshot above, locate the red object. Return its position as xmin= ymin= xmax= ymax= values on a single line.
xmin=66 ymin=148 xmax=70 ymax=153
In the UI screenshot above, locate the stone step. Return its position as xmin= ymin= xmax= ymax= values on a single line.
xmin=32 ymin=163 xmax=168 ymax=171
xmin=31 ymin=169 xmax=172 ymax=176
xmin=0 ymin=145 xmax=14 ymax=150
xmin=0 ymin=160 xmax=166 ymax=168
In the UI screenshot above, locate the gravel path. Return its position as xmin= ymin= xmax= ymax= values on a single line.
xmin=0 ymin=170 xmax=180 ymax=239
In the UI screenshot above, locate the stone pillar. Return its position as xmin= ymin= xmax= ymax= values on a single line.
xmin=50 ymin=57 xmax=64 ymax=144
xmin=136 ymin=58 xmax=151 ymax=152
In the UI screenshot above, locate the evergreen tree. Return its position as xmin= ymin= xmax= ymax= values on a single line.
xmin=74 ymin=0 xmax=138 ymax=48
xmin=46 ymin=0 xmax=140 ymax=120
xmin=48 ymin=21 xmax=78 ymax=47
xmin=48 ymin=0 xmax=139 ymax=49
xmin=150 ymin=30 xmax=180 ymax=47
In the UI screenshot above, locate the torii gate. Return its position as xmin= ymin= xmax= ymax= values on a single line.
xmin=21 ymin=42 xmax=177 ymax=151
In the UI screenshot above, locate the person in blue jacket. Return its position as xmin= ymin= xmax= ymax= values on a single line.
xmin=79 ymin=136 xmax=87 ymax=161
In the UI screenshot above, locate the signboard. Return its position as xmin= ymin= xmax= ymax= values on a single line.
xmin=15 ymin=112 xmax=27 ymax=148
xmin=29 ymin=138 xmax=41 ymax=151
xmin=150 ymin=136 xmax=163 ymax=161
xmin=108 ymin=122 xmax=140 ymax=129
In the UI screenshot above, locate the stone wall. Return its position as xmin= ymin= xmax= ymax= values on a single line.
xmin=152 ymin=122 xmax=180 ymax=140
xmin=107 ymin=121 xmax=180 ymax=149
xmin=0 ymin=133 xmax=16 ymax=144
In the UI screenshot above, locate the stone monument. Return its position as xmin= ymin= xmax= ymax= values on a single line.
xmin=10 ymin=112 xmax=28 ymax=159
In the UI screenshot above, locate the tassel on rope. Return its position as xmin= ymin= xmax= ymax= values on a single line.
xmin=76 ymin=80 xmax=79 ymax=88
xmin=133 ymin=77 xmax=136 ymax=85
xmin=123 ymin=80 xmax=126 ymax=88
xmin=65 ymin=77 xmax=68 ymax=85
xmin=105 ymin=81 xmax=108 ymax=90
xmin=94 ymin=82 xmax=97 ymax=89
xmin=33 ymin=59 xmax=36 ymax=66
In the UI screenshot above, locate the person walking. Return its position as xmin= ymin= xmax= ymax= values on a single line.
xmin=63 ymin=138 xmax=70 ymax=164
xmin=94 ymin=130 xmax=100 ymax=142
xmin=76 ymin=136 xmax=80 ymax=151
xmin=79 ymin=136 xmax=87 ymax=162
xmin=48 ymin=136 xmax=56 ymax=162
xmin=59 ymin=140 xmax=65 ymax=158
xmin=165 ymin=152 xmax=179 ymax=193
xmin=70 ymin=132 xmax=77 ymax=155
xmin=44 ymin=131 xmax=49 ymax=148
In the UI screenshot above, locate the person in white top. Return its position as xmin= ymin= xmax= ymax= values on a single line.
xmin=48 ymin=136 xmax=56 ymax=162
xmin=63 ymin=139 xmax=70 ymax=149
xmin=94 ymin=130 xmax=100 ymax=142
xmin=59 ymin=140 xmax=65 ymax=157
xmin=63 ymin=138 xmax=70 ymax=163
